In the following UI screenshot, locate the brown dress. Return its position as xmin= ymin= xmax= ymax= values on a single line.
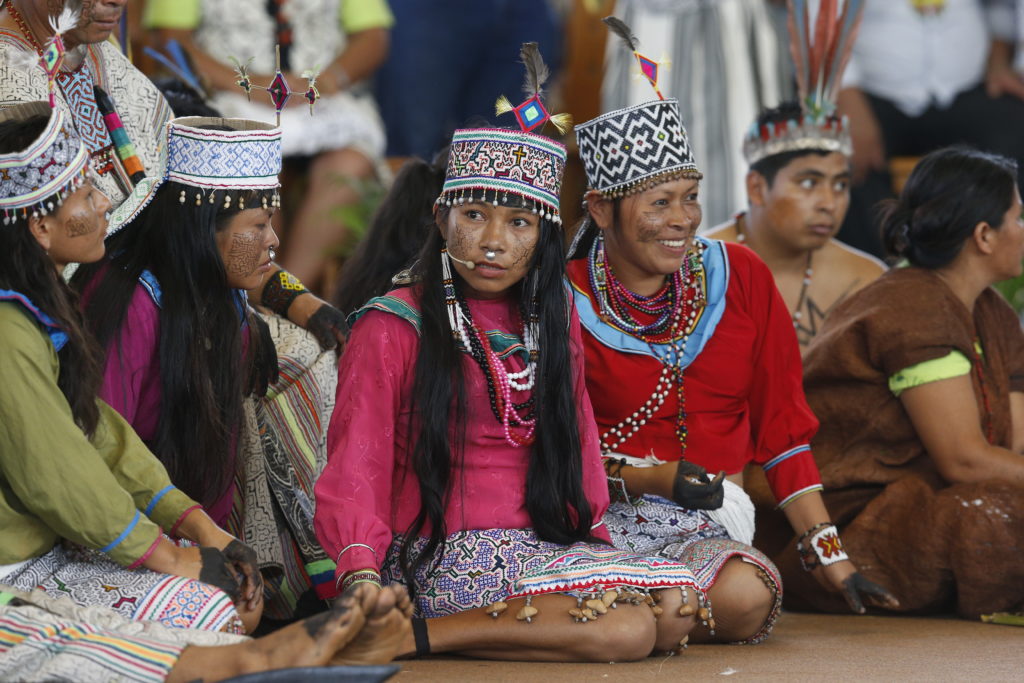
xmin=760 ymin=267 xmax=1024 ymax=618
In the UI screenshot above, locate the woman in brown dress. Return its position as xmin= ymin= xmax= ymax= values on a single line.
xmin=770 ymin=147 xmax=1024 ymax=619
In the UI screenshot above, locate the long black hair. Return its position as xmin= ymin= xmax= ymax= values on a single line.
xmin=397 ymin=191 xmax=598 ymax=594
xmin=881 ymin=146 xmax=1018 ymax=268
xmin=332 ymin=149 xmax=449 ymax=315
xmin=72 ymin=181 xmax=276 ymax=508
xmin=0 ymin=115 xmax=103 ymax=436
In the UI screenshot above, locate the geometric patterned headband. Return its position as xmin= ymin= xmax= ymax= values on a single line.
xmin=574 ymin=17 xmax=702 ymax=199
xmin=0 ymin=102 xmax=90 ymax=225
xmin=436 ymin=44 xmax=569 ymax=224
xmin=109 ymin=116 xmax=283 ymax=233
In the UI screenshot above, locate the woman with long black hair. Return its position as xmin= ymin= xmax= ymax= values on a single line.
xmin=314 ymin=46 xmax=712 ymax=661
xmin=73 ymin=117 xmax=343 ymax=617
xmin=0 ymin=102 xmax=261 ymax=634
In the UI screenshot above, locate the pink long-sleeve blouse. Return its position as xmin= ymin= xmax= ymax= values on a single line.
xmin=313 ymin=287 xmax=611 ymax=582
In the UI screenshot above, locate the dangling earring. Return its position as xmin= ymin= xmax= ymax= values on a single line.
xmin=441 ymin=245 xmax=469 ymax=349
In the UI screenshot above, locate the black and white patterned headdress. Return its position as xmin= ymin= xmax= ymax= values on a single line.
xmin=575 ymin=98 xmax=701 ymax=199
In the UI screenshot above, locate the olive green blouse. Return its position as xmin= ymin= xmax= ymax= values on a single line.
xmin=0 ymin=301 xmax=197 ymax=567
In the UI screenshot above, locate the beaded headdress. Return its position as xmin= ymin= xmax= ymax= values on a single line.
xmin=574 ymin=17 xmax=701 ymax=199
xmin=0 ymin=101 xmax=90 ymax=226
xmin=108 ymin=117 xmax=282 ymax=233
xmin=742 ymin=0 xmax=864 ymax=165
xmin=436 ymin=43 xmax=568 ymax=224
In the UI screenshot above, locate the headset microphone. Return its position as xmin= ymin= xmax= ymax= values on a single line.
xmin=448 ymin=253 xmax=476 ymax=270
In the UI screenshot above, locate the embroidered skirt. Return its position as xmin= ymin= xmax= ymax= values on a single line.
xmin=0 ymin=584 xmax=245 ymax=683
xmin=380 ymin=528 xmax=705 ymax=619
xmin=1 ymin=544 xmax=242 ymax=634
xmin=603 ymin=482 xmax=783 ymax=644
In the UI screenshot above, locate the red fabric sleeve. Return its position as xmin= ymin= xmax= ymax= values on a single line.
xmin=728 ymin=245 xmax=822 ymax=505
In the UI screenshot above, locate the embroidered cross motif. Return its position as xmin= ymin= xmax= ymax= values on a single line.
xmin=511 ymin=146 xmax=528 ymax=165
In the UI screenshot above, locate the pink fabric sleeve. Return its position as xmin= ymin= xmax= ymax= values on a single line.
xmin=97 ymin=284 xmax=161 ymax=433
xmin=570 ymin=304 xmax=612 ymax=543
xmin=314 ymin=310 xmax=415 ymax=580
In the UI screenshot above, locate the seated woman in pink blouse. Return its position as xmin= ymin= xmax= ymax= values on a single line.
xmin=313 ymin=86 xmax=716 ymax=659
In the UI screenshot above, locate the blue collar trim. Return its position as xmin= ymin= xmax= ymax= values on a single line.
xmin=570 ymin=236 xmax=730 ymax=368
xmin=0 ymin=289 xmax=69 ymax=351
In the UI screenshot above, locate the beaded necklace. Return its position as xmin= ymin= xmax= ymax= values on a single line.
xmin=735 ymin=213 xmax=813 ymax=330
xmin=590 ymin=237 xmax=707 ymax=457
xmin=442 ymin=248 xmax=537 ymax=447
xmin=588 ymin=233 xmax=685 ymax=343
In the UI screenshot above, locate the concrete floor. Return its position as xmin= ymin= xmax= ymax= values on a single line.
xmin=395 ymin=611 xmax=1023 ymax=681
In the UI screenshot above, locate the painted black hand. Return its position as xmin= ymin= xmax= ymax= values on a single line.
xmin=307 ymin=304 xmax=349 ymax=351
xmin=223 ymin=539 xmax=263 ymax=603
xmin=672 ymin=462 xmax=725 ymax=510
xmin=198 ymin=546 xmax=242 ymax=601
xmin=840 ymin=572 xmax=900 ymax=614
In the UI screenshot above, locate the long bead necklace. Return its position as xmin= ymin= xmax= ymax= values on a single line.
xmin=735 ymin=213 xmax=813 ymax=329
xmin=591 ymin=240 xmax=707 ymax=456
xmin=442 ymin=247 xmax=537 ymax=447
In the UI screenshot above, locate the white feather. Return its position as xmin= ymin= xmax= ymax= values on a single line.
xmin=49 ymin=6 xmax=81 ymax=37
xmin=2 ymin=44 xmax=43 ymax=74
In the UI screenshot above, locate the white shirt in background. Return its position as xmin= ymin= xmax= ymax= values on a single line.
xmin=842 ymin=0 xmax=991 ymax=116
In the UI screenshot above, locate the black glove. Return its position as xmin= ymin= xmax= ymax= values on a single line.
xmin=671 ymin=461 xmax=725 ymax=510
xmin=306 ymin=304 xmax=349 ymax=351
xmin=840 ymin=572 xmax=900 ymax=614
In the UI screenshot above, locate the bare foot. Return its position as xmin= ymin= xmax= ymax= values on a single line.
xmin=170 ymin=589 xmax=370 ymax=682
xmin=331 ymin=584 xmax=413 ymax=666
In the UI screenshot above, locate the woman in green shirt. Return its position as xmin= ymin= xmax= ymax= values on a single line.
xmin=0 ymin=103 xmax=262 ymax=634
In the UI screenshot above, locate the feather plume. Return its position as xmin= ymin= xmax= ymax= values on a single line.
xmin=787 ymin=0 xmax=810 ymax=108
xmin=821 ymin=0 xmax=864 ymax=107
xmin=603 ymin=15 xmax=639 ymax=53
xmin=519 ymin=42 xmax=549 ymax=97
xmin=494 ymin=95 xmax=514 ymax=117
xmin=229 ymin=56 xmax=254 ymax=78
xmin=548 ymin=112 xmax=574 ymax=135
xmin=48 ymin=6 xmax=81 ymax=37
xmin=3 ymin=44 xmax=43 ymax=73
xmin=301 ymin=67 xmax=321 ymax=86
xmin=787 ymin=0 xmax=863 ymax=119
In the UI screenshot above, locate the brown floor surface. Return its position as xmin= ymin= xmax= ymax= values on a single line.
xmin=395 ymin=611 xmax=1022 ymax=681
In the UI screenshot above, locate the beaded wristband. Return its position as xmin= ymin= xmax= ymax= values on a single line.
xmin=261 ymin=270 xmax=310 ymax=317
xmin=796 ymin=523 xmax=849 ymax=571
xmin=339 ymin=569 xmax=382 ymax=592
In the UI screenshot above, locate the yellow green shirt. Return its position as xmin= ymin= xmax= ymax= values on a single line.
xmin=0 ymin=302 xmax=196 ymax=567
xmin=144 ymin=0 xmax=395 ymax=33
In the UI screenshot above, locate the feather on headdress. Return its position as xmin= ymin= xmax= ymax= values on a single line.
xmin=742 ymin=0 xmax=864 ymax=164
xmin=494 ymin=42 xmax=572 ymax=134
xmin=603 ymin=15 xmax=665 ymax=100
xmin=787 ymin=0 xmax=864 ymax=121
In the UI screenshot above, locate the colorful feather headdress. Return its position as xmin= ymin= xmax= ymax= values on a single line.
xmin=742 ymin=0 xmax=864 ymax=165
xmin=602 ymin=16 xmax=667 ymax=101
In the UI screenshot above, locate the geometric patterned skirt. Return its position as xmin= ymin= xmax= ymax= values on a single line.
xmin=603 ymin=486 xmax=783 ymax=644
xmin=380 ymin=527 xmax=706 ymax=620
xmin=1 ymin=544 xmax=243 ymax=634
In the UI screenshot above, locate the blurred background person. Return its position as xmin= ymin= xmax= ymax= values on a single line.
xmin=837 ymin=0 xmax=1024 ymax=258
xmin=146 ymin=0 xmax=393 ymax=293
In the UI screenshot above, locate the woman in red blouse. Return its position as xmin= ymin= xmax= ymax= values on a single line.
xmin=569 ymin=95 xmax=896 ymax=643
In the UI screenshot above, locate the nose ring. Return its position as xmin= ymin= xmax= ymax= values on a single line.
xmin=485 ymin=250 xmax=497 ymax=260
xmin=268 ymin=247 xmax=277 ymax=262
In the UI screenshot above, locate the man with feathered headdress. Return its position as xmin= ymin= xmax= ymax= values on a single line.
xmin=704 ymin=0 xmax=887 ymax=353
